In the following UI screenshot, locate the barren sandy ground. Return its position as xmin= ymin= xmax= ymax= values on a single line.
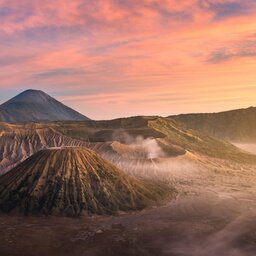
xmin=233 ymin=143 xmax=256 ymax=155
xmin=1 ymin=153 xmax=256 ymax=256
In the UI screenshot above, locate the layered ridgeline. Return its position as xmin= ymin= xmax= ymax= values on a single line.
xmin=147 ymin=117 xmax=256 ymax=163
xmin=52 ymin=116 xmax=256 ymax=163
xmin=170 ymin=107 xmax=256 ymax=143
xmin=0 ymin=89 xmax=89 ymax=122
xmin=0 ymin=148 xmax=171 ymax=216
xmin=0 ymin=121 xmax=184 ymax=175
xmin=1 ymin=116 xmax=255 ymax=177
xmin=0 ymin=123 xmax=89 ymax=174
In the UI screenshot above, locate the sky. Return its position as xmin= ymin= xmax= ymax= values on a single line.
xmin=0 ymin=0 xmax=256 ymax=120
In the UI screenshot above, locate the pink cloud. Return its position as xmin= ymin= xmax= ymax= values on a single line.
xmin=0 ymin=0 xmax=256 ymax=119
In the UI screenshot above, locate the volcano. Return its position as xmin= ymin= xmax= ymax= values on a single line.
xmin=0 ymin=89 xmax=89 ymax=122
xmin=0 ymin=147 xmax=171 ymax=216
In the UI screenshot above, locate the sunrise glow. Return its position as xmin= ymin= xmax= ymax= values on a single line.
xmin=1 ymin=0 xmax=256 ymax=119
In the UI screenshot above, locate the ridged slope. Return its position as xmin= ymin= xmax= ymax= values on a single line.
xmin=170 ymin=107 xmax=256 ymax=142
xmin=148 ymin=117 xmax=256 ymax=164
xmin=0 ymin=148 xmax=170 ymax=216
xmin=0 ymin=89 xmax=89 ymax=122
xmin=0 ymin=124 xmax=88 ymax=174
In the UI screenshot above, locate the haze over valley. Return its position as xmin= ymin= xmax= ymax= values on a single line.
xmin=1 ymin=1 xmax=256 ymax=255
xmin=0 ymin=90 xmax=256 ymax=256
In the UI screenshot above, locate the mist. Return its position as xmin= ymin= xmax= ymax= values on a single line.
xmin=161 ymin=213 xmax=256 ymax=256
xmin=233 ymin=143 xmax=256 ymax=155
xmin=111 ymin=132 xmax=167 ymax=159
xmin=103 ymin=133 xmax=256 ymax=256
xmin=133 ymin=135 xmax=167 ymax=159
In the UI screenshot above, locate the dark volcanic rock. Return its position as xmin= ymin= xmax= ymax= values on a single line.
xmin=0 ymin=148 xmax=171 ymax=216
xmin=0 ymin=89 xmax=89 ymax=122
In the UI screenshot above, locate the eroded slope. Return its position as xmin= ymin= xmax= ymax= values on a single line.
xmin=0 ymin=148 xmax=172 ymax=216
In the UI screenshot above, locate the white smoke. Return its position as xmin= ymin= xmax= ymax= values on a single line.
xmin=111 ymin=131 xmax=166 ymax=159
xmin=133 ymin=135 xmax=166 ymax=159
xmin=107 ymin=131 xmax=199 ymax=180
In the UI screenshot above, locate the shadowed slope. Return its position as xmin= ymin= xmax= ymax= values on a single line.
xmin=148 ymin=117 xmax=256 ymax=164
xmin=170 ymin=107 xmax=256 ymax=143
xmin=0 ymin=89 xmax=89 ymax=122
xmin=0 ymin=148 xmax=172 ymax=216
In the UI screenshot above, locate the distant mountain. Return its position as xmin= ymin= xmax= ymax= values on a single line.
xmin=169 ymin=107 xmax=256 ymax=143
xmin=0 ymin=89 xmax=89 ymax=122
xmin=0 ymin=147 xmax=171 ymax=216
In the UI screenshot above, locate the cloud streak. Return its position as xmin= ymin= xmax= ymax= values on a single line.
xmin=207 ymin=37 xmax=256 ymax=63
xmin=0 ymin=0 xmax=256 ymax=119
xmin=34 ymin=68 xmax=86 ymax=78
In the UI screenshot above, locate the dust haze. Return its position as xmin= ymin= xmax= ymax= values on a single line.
xmin=233 ymin=143 xmax=256 ymax=155
xmin=1 ymin=130 xmax=256 ymax=256
xmin=112 ymin=131 xmax=166 ymax=158
xmin=106 ymin=133 xmax=256 ymax=255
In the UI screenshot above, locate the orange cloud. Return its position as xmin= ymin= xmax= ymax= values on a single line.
xmin=0 ymin=0 xmax=256 ymax=119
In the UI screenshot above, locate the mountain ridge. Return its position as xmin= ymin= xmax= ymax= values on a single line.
xmin=0 ymin=89 xmax=90 ymax=123
xmin=169 ymin=106 xmax=256 ymax=142
xmin=1 ymin=115 xmax=255 ymax=177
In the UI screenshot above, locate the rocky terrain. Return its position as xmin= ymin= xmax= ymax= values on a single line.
xmin=0 ymin=90 xmax=256 ymax=255
xmin=0 ymin=123 xmax=87 ymax=174
xmin=1 ymin=116 xmax=255 ymax=175
xmin=1 ymin=150 xmax=256 ymax=256
xmin=0 ymin=148 xmax=172 ymax=216
xmin=171 ymin=107 xmax=256 ymax=143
